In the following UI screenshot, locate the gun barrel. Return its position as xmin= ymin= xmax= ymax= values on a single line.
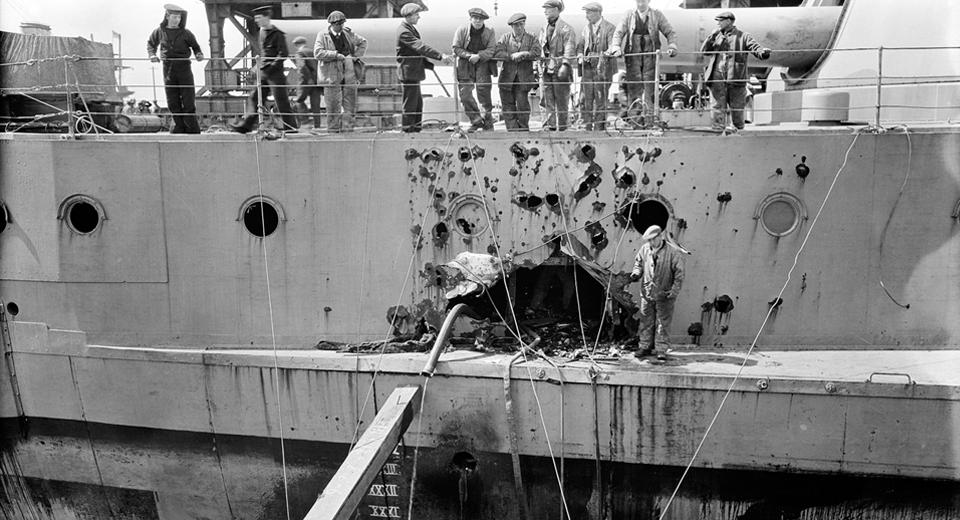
xmin=278 ymin=7 xmax=841 ymax=74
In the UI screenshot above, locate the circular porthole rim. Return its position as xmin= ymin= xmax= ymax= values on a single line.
xmin=236 ymin=195 xmax=286 ymax=223
xmin=57 ymin=194 xmax=107 ymax=234
xmin=754 ymin=191 xmax=807 ymax=237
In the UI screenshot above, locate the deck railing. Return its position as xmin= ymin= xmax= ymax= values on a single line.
xmin=1 ymin=45 xmax=959 ymax=134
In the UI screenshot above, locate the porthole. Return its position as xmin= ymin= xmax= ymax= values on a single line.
xmin=0 ymin=201 xmax=8 ymax=234
xmin=238 ymin=196 xmax=285 ymax=238
xmin=57 ymin=195 xmax=106 ymax=235
xmin=448 ymin=194 xmax=489 ymax=237
xmin=620 ymin=194 xmax=673 ymax=235
xmin=755 ymin=192 xmax=806 ymax=237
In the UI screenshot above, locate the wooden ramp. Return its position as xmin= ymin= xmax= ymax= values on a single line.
xmin=304 ymin=385 xmax=422 ymax=520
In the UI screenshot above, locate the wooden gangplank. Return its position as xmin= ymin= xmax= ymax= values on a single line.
xmin=304 ymin=385 xmax=422 ymax=520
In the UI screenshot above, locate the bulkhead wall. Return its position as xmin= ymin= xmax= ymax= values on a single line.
xmin=0 ymin=129 xmax=959 ymax=348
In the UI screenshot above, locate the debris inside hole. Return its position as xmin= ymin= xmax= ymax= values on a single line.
xmin=456 ymin=218 xmax=475 ymax=235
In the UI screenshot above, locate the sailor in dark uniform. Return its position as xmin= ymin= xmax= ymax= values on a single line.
xmin=395 ymin=3 xmax=450 ymax=133
xmin=230 ymin=5 xmax=299 ymax=133
xmin=146 ymin=4 xmax=204 ymax=134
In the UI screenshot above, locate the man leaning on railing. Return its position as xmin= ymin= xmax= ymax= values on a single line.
xmin=700 ymin=11 xmax=770 ymax=133
xmin=147 ymin=3 xmax=204 ymax=134
xmin=494 ymin=13 xmax=542 ymax=132
xmin=314 ymin=11 xmax=367 ymax=133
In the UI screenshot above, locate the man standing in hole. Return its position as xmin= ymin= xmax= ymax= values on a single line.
xmin=630 ymin=225 xmax=684 ymax=360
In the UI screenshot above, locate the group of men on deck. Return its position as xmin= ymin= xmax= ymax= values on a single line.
xmin=148 ymin=0 xmax=770 ymax=135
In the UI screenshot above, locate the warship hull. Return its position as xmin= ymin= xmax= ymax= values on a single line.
xmin=2 ymin=126 xmax=960 ymax=518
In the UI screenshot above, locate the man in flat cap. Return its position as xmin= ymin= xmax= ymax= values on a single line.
xmin=607 ymin=0 xmax=678 ymax=128
xmin=577 ymin=3 xmax=616 ymax=131
xmin=452 ymin=8 xmax=498 ymax=131
xmin=700 ymin=11 xmax=770 ymax=132
xmin=494 ymin=13 xmax=542 ymax=131
xmin=230 ymin=6 xmax=298 ymax=133
xmin=292 ymin=36 xmax=322 ymax=128
xmin=537 ymin=0 xmax=577 ymax=131
xmin=147 ymin=4 xmax=204 ymax=134
xmin=396 ymin=3 xmax=451 ymax=132
xmin=630 ymin=225 xmax=684 ymax=360
xmin=314 ymin=11 xmax=368 ymax=132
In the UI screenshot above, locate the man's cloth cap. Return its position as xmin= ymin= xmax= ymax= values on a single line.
xmin=542 ymin=0 xmax=564 ymax=12
xmin=507 ymin=13 xmax=527 ymax=25
xmin=252 ymin=5 xmax=273 ymax=17
xmin=292 ymin=36 xmax=307 ymax=45
xmin=468 ymin=8 xmax=489 ymax=19
xmin=327 ymin=10 xmax=346 ymax=23
xmin=400 ymin=3 xmax=424 ymax=16
xmin=164 ymin=4 xmax=185 ymax=14
xmin=715 ymin=11 xmax=735 ymax=21
xmin=642 ymin=225 xmax=663 ymax=240
xmin=582 ymin=2 xmax=602 ymax=12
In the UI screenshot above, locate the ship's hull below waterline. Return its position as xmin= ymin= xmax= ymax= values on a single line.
xmin=4 ymin=418 xmax=960 ymax=520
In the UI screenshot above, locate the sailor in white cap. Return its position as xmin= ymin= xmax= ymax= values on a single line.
xmin=630 ymin=224 xmax=685 ymax=359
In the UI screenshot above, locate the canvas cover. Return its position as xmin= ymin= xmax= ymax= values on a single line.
xmin=0 ymin=31 xmax=119 ymax=100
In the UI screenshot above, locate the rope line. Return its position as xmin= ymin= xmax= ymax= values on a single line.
xmin=877 ymin=125 xmax=913 ymax=309
xmin=462 ymin=131 xmax=573 ymax=520
xmin=251 ymin=56 xmax=291 ymax=519
xmin=349 ymin=133 xmax=460 ymax=448
xmin=405 ymin=377 xmax=429 ymax=519
xmin=657 ymin=129 xmax=865 ymax=520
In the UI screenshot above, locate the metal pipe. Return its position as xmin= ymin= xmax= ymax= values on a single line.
xmin=654 ymin=49 xmax=662 ymax=124
xmin=420 ymin=303 xmax=466 ymax=377
xmin=875 ymin=45 xmax=883 ymax=127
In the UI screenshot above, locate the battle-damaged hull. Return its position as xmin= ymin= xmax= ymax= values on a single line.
xmin=2 ymin=323 xmax=960 ymax=519
xmin=1 ymin=127 xmax=960 ymax=518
